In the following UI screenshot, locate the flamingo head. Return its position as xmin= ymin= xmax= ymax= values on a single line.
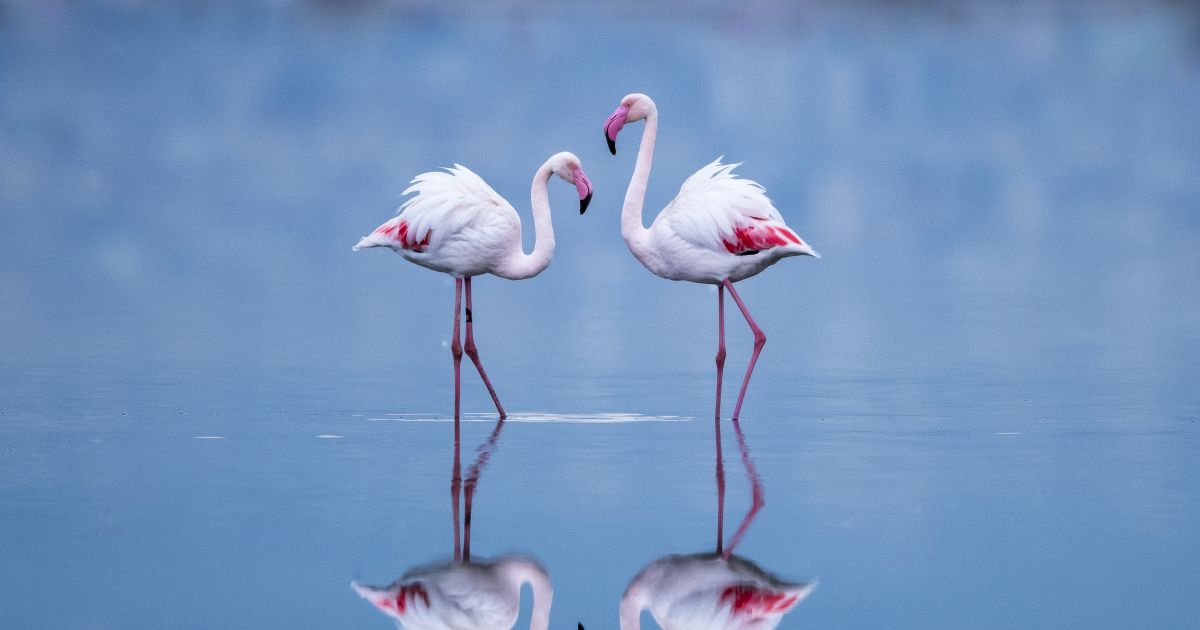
xmin=549 ymin=151 xmax=593 ymax=214
xmin=605 ymin=93 xmax=655 ymax=155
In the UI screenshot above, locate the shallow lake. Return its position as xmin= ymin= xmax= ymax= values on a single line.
xmin=2 ymin=2 xmax=1198 ymax=628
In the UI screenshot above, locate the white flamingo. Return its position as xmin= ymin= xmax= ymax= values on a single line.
xmin=354 ymin=152 xmax=593 ymax=419
xmin=353 ymin=556 xmax=553 ymax=630
xmin=353 ymin=418 xmax=557 ymax=630
xmin=619 ymin=553 xmax=813 ymax=630
xmin=604 ymin=94 xmax=819 ymax=420
xmin=617 ymin=419 xmax=814 ymax=630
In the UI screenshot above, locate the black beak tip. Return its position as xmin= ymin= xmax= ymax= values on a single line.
xmin=579 ymin=193 xmax=592 ymax=215
xmin=606 ymin=135 xmax=616 ymax=155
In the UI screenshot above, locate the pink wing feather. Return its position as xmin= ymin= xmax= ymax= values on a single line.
xmin=356 ymin=216 xmax=431 ymax=252
xmin=720 ymin=583 xmax=810 ymax=617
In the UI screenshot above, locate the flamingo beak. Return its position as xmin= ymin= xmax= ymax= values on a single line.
xmin=575 ymin=169 xmax=593 ymax=214
xmin=604 ymin=105 xmax=630 ymax=155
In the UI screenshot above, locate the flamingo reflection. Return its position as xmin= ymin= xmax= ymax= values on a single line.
xmin=353 ymin=418 xmax=554 ymax=629
xmin=618 ymin=419 xmax=814 ymax=629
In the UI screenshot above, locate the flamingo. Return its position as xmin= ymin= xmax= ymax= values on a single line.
xmin=354 ymin=152 xmax=594 ymax=420
xmin=616 ymin=419 xmax=814 ymax=630
xmin=619 ymin=553 xmax=813 ymax=630
xmin=353 ymin=556 xmax=553 ymax=630
xmin=353 ymin=417 xmax=556 ymax=629
xmin=604 ymin=93 xmax=819 ymax=420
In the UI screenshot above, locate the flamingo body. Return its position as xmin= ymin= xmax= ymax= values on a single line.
xmin=354 ymin=165 xmax=529 ymax=280
xmin=634 ymin=159 xmax=817 ymax=284
xmin=620 ymin=553 xmax=814 ymax=630
xmin=353 ymin=555 xmax=553 ymax=630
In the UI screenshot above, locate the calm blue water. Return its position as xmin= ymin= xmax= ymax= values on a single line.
xmin=2 ymin=2 xmax=1199 ymax=628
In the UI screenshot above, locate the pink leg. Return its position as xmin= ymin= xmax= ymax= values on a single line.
xmin=462 ymin=476 xmax=474 ymax=563
xmin=452 ymin=278 xmax=464 ymax=420
xmin=722 ymin=418 xmax=765 ymax=559
xmin=715 ymin=284 xmax=726 ymax=420
xmin=464 ymin=277 xmax=507 ymax=419
xmin=714 ymin=416 xmax=726 ymax=556
xmin=451 ymin=417 xmax=462 ymax=562
xmin=724 ymin=279 xmax=766 ymax=421
xmin=462 ymin=417 xmax=506 ymax=563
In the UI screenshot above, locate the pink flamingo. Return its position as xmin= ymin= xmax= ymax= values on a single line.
xmin=617 ymin=419 xmax=814 ymax=630
xmin=605 ymin=94 xmax=819 ymax=420
xmin=354 ymin=152 xmax=594 ymax=419
xmin=353 ymin=417 xmax=556 ymax=629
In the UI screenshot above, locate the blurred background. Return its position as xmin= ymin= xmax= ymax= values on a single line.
xmin=1 ymin=1 xmax=1198 ymax=628
xmin=3 ymin=0 xmax=1197 ymax=394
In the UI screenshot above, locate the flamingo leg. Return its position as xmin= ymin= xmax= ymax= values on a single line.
xmin=451 ymin=279 xmax=464 ymax=420
xmin=463 ymin=277 xmax=507 ymax=419
xmin=462 ymin=471 xmax=474 ymax=563
xmin=724 ymin=279 xmax=766 ymax=421
xmin=451 ymin=280 xmax=464 ymax=560
xmin=715 ymin=284 xmax=726 ymax=420
xmin=715 ymin=416 xmax=725 ymax=556
xmin=462 ymin=416 xmax=507 ymax=563
xmin=451 ymin=417 xmax=462 ymax=562
xmin=722 ymin=418 xmax=765 ymax=559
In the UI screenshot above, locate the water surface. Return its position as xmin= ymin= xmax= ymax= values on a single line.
xmin=2 ymin=2 xmax=1198 ymax=628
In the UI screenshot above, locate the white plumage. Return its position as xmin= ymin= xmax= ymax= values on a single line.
xmin=398 ymin=166 xmax=510 ymax=252
xmin=620 ymin=553 xmax=814 ymax=630
xmin=354 ymin=164 xmax=520 ymax=279
xmin=353 ymin=555 xmax=553 ymax=630
xmin=648 ymin=158 xmax=817 ymax=283
xmin=355 ymin=153 xmax=592 ymax=280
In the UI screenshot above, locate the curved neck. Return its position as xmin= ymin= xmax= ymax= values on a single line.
xmin=501 ymin=558 xmax=553 ymax=630
xmin=618 ymin=590 xmax=646 ymax=630
xmin=621 ymin=110 xmax=658 ymax=266
xmin=497 ymin=162 xmax=556 ymax=280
